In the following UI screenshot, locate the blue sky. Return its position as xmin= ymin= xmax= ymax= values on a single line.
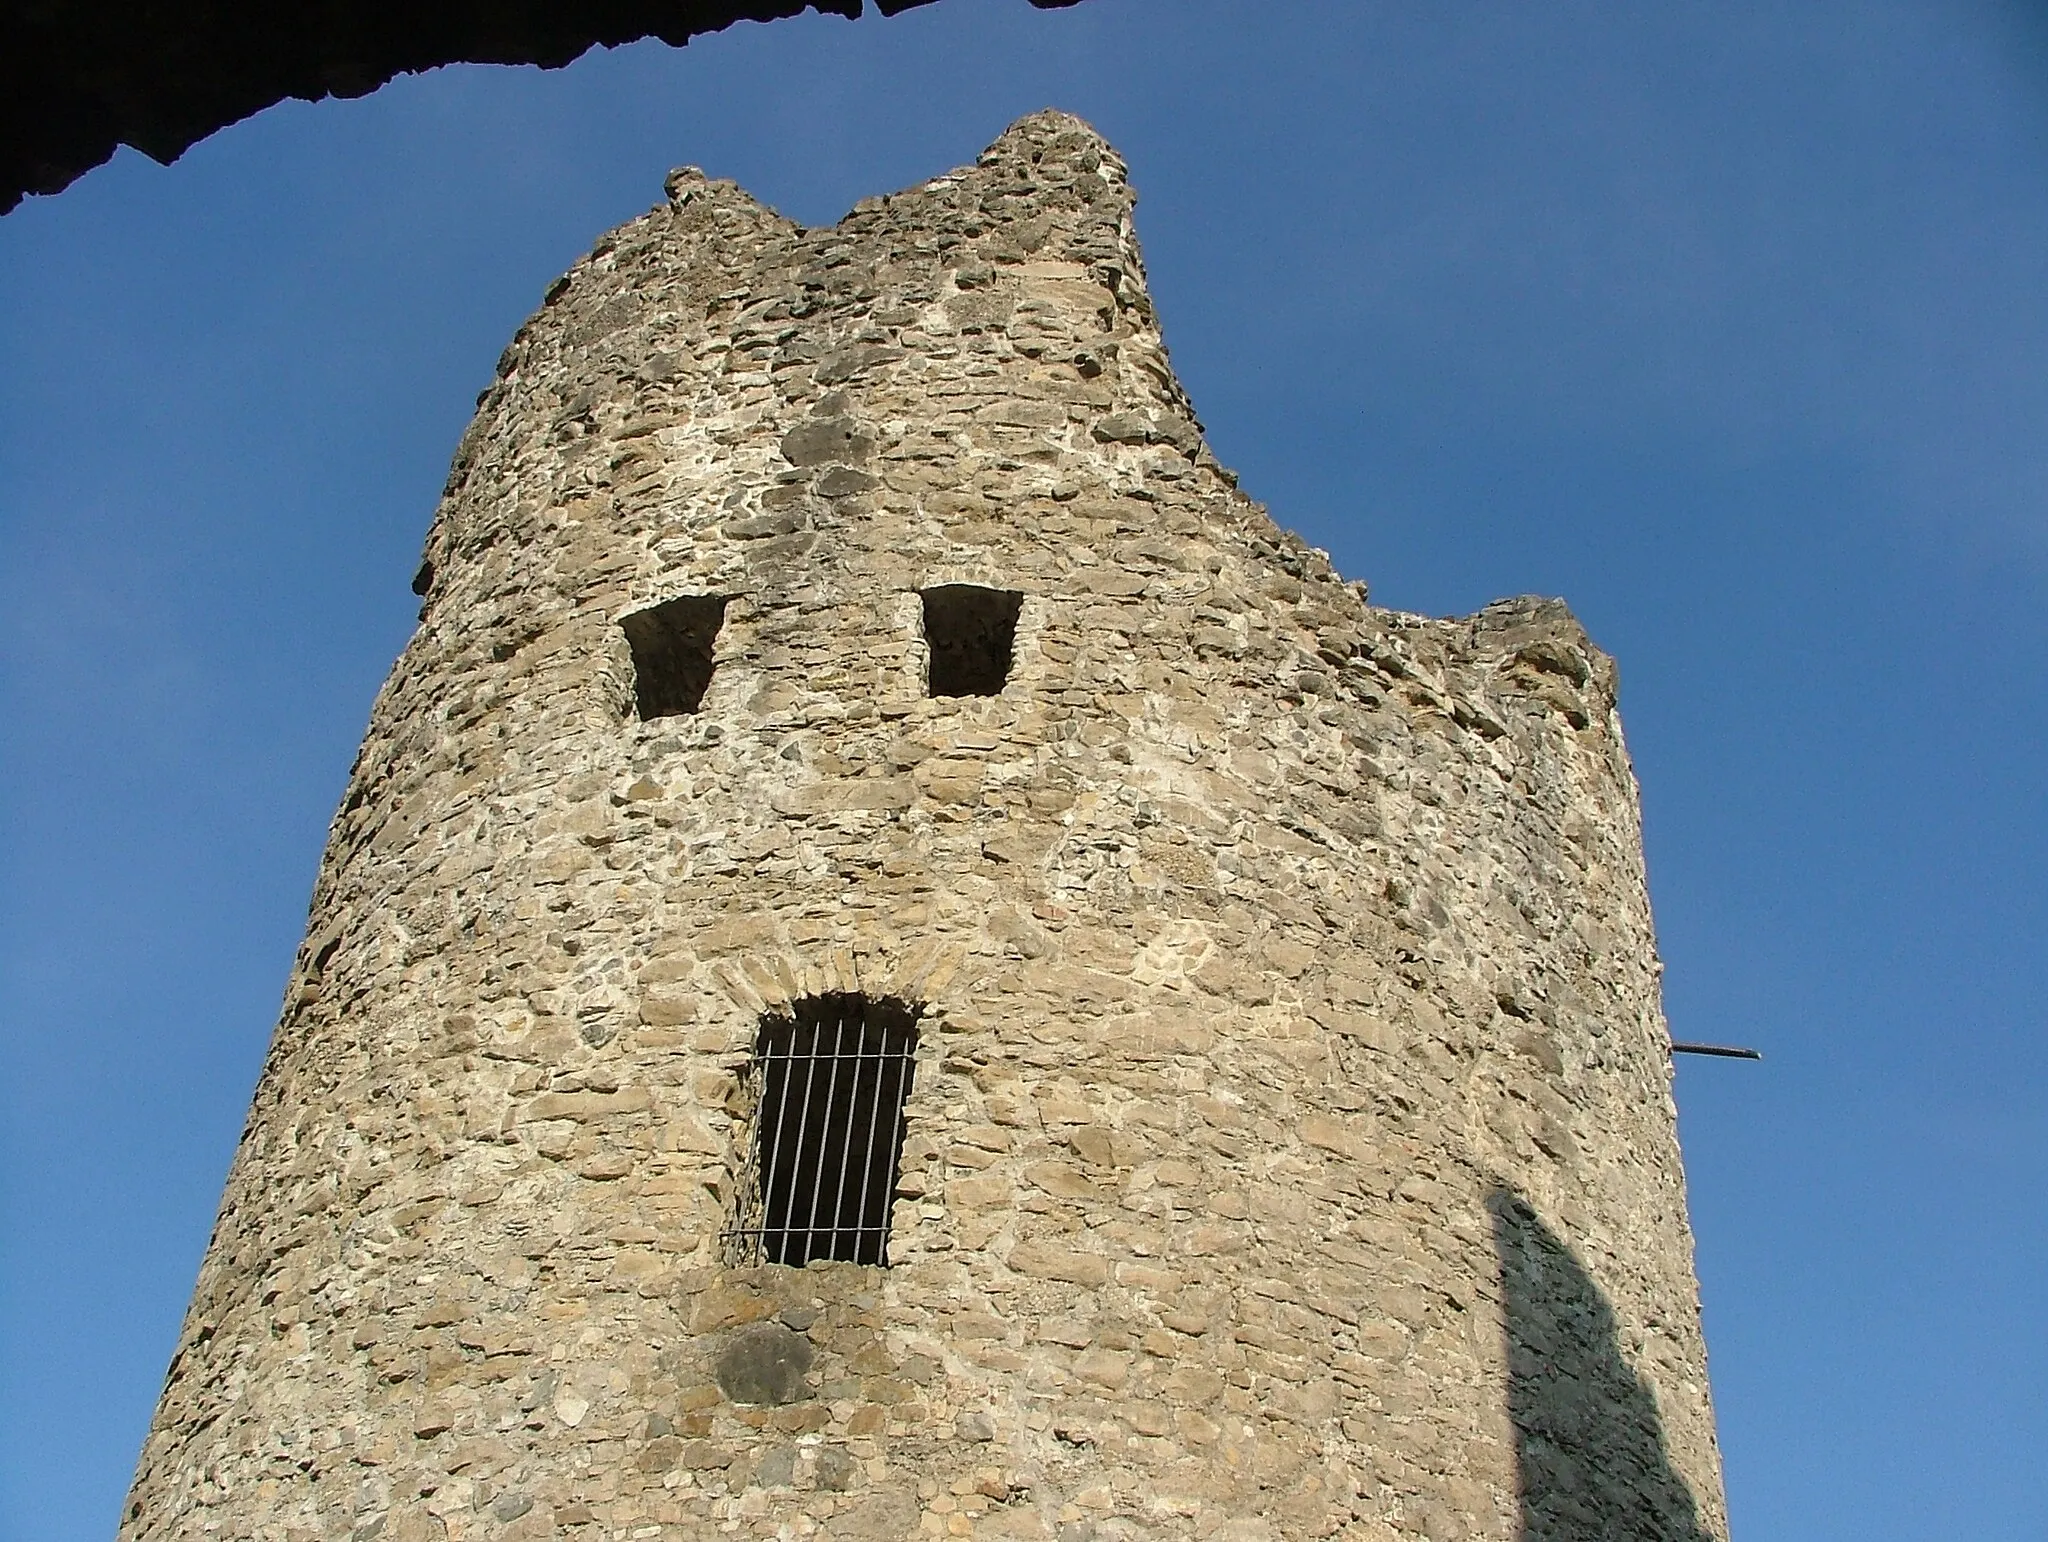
xmin=3 ymin=2 xmax=2044 ymax=1537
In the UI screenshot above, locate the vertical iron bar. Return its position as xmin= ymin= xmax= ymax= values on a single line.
xmin=757 ymin=1027 xmax=798 ymax=1264
xmin=853 ymin=1021 xmax=893 ymax=1265
xmin=826 ymin=1009 xmax=863 ymax=1261
xmin=785 ymin=1018 xmax=825 ymax=1264
xmin=805 ymin=1011 xmax=848 ymax=1262
xmin=842 ymin=1012 xmax=867 ymax=1258
xmin=878 ymin=1029 xmax=913 ymax=1266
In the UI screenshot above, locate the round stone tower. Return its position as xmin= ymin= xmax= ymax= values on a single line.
xmin=122 ymin=113 xmax=1729 ymax=1542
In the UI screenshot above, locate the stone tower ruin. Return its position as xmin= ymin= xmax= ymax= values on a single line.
xmin=121 ymin=112 xmax=1729 ymax=1542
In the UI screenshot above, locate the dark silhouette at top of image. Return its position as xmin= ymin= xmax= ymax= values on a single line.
xmin=1490 ymin=1189 xmax=1714 ymax=1542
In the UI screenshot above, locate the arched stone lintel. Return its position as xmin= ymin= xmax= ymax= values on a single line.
xmin=701 ymin=942 xmax=970 ymax=1031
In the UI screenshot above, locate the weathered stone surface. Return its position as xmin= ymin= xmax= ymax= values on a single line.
xmin=119 ymin=111 xmax=1727 ymax=1542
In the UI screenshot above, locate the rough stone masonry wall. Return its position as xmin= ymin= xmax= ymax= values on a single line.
xmin=121 ymin=113 xmax=1728 ymax=1542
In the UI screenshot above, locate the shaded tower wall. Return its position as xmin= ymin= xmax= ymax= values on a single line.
xmin=121 ymin=112 xmax=1728 ymax=1542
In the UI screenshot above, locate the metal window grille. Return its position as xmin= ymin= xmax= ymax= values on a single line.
xmin=726 ymin=995 xmax=920 ymax=1268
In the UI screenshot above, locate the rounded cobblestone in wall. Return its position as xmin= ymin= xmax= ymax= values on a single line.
xmin=119 ymin=112 xmax=1728 ymax=1542
xmin=715 ymin=1323 xmax=814 ymax=1406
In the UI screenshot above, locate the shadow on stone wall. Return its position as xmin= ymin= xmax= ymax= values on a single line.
xmin=1489 ymin=1189 xmax=1712 ymax=1542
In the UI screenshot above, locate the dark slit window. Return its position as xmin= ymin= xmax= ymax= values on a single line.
xmin=621 ymin=594 xmax=727 ymax=718
xmin=728 ymin=995 xmax=920 ymax=1268
xmin=921 ymin=585 xmax=1022 ymax=697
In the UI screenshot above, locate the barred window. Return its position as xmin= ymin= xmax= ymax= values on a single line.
xmin=727 ymin=995 xmax=920 ymax=1267
xmin=921 ymin=585 xmax=1022 ymax=697
xmin=621 ymin=594 xmax=727 ymax=718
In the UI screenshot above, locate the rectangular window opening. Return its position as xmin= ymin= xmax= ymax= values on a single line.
xmin=727 ymin=995 xmax=921 ymax=1268
xmin=922 ymin=585 xmax=1022 ymax=698
xmin=621 ymin=594 xmax=727 ymax=719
